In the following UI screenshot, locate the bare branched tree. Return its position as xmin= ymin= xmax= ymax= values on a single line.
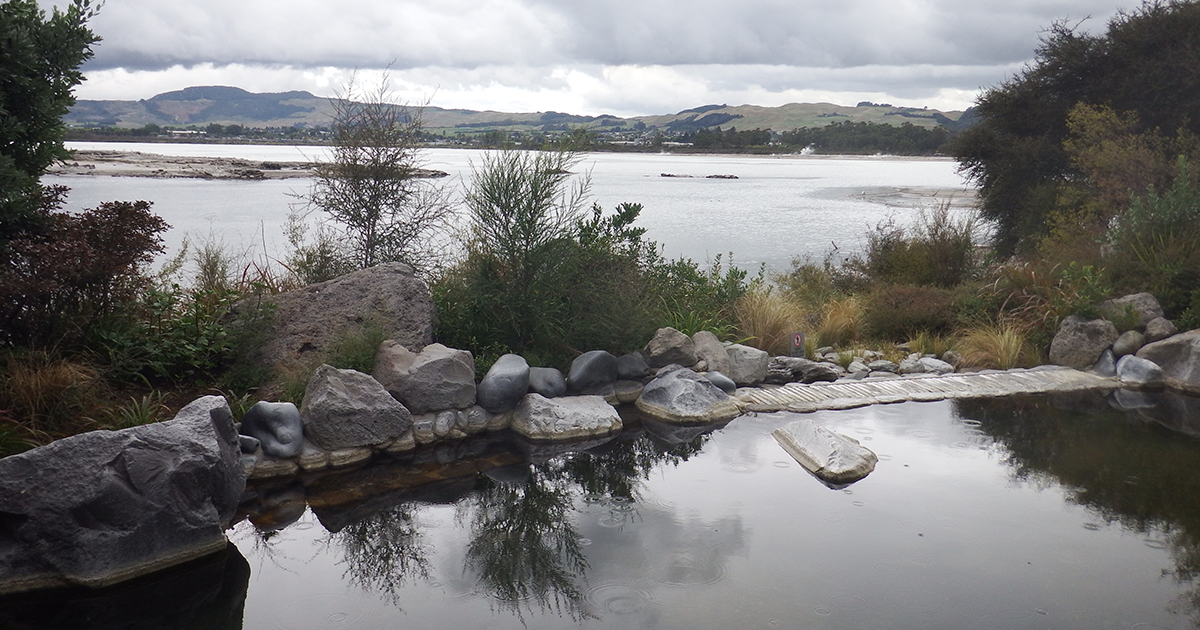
xmin=297 ymin=74 xmax=453 ymax=278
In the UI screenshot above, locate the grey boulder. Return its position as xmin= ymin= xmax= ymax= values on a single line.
xmin=644 ymin=327 xmax=697 ymax=368
xmin=0 ymin=395 xmax=244 ymax=594
xmin=567 ymin=350 xmax=619 ymax=390
xmin=1049 ymin=315 xmax=1120 ymax=369
xmin=239 ymin=400 xmax=303 ymax=458
xmin=477 ymin=354 xmax=531 ymax=412
xmin=725 ymin=343 xmax=770 ymax=386
xmin=703 ymin=371 xmax=738 ymax=394
xmin=1093 ymin=349 xmax=1118 ymax=377
xmin=1116 ymin=355 xmax=1165 ymax=390
xmin=1100 ymin=292 xmax=1164 ymax=329
xmin=635 ymin=367 xmax=742 ymax=424
xmin=692 ymin=330 xmax=732 ymax=375
xmin=616 ymin=353 xmax=650 ymax=380
xmin=1145 ymin=317 xmax=1179 ymax=343
xmin=373 ymin=341 xmax=476 ymax=414
xmin=772 ymin=420 xmax=878 ymax=486
xmin=511 ymin=394 xmax=623 ymax=441
xmin=528 ymin=366 xmax=568 ymax=398
xmin=301 ymin=364 xmax=413 ymax=450
xmin=1136 ymin=329 xmax=1200 ymax=394
xmin=1112 ymin=330 xmax=1147 ymax=358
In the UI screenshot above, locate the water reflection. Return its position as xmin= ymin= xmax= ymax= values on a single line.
xmin=956 ymin=391 xmax=1200 ymax=623
xmin=332 ymin=505 xmax=430 ymax=606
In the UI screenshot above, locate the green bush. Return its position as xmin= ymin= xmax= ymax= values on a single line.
xmin=847 ymin=204 xmax=981 ymax=288
xmin=863 ymin=285 xmax=956 ymax=340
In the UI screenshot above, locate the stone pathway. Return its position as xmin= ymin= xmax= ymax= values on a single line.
xmin=735 ymin=366 xmax=1116 ymax=413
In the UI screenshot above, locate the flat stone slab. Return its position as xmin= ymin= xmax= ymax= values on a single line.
xmin=737 ymin=366 xmax=1117 ymax=413
xmin=772 ymin=420 xmax=878 ymax=485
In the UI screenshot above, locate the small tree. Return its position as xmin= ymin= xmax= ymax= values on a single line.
xmin=0 ymin=0 xmax=99 ymax=246
xmin=298 ymin=75 xmax=452 ymax=276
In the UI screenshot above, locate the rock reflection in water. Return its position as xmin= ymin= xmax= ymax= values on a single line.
xmin=956 ymin=390 xmax=1200 ymax=624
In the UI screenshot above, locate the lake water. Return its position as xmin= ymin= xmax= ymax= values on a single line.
xmin=49 ymin=142 xmax=973 ymax=275
xmin=6 ymin=393 xmax=1200 ymax=629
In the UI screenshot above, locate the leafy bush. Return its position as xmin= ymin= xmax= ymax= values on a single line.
xmin=0 ymin=199 xmax=167 ymax=347
xmin=862 ymin=285 xmax=956 ymax=340
xmin=985 ymin=260 xmax=1110 ymax=346
xmin=1106 ymin=156 xmax=1200 ymax=320
xmin=847 ymin=204 xmax=981 ymax=288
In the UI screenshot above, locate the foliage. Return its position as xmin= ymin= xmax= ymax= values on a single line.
xmin=734 ymin=289 xmax=807 ymax=355
xmin=97 ymin=390 xmax=170 ymax=430
xmin=0 ymin=351 xmax=104 ymax=447
xmin=689 ymin=127 xmax=771 ymax=150
xmin=297 ymin=74 xmax=453 ymax=275
xmin=862 ymin=285 xmax=956 ymax=340
xmin=985 ymin=260 xmax=1111 ymax=346
xmin=1106 ymin=156 xmax=1200 ymax=320
xmin=953 ymin=0 xmax=1200 ymax=254
xmin=780 ymin=121 xmax=952 ymax=155
xmin=0 ymin=0 xmax=99 ymax=246
xmin=0 ymin=199 xmax=167 ymax=347
xmin=955 ymin=323 xmax=1041 ymax=370
xmin=282 ymin=210 xmax=355 ymax=285
xmin=324 ymin=321 xmax=389 ymax=374
xmin=846 ymin=204 xmax=982 ymax=288
xmin=815 ymin=296 xmax=865 ymax=347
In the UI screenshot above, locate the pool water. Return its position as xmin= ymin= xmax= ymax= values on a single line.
xmin=6 ymin=394 xmax=1200 ymax=629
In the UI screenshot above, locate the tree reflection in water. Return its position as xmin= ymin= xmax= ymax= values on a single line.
xmin=330 ymin=505 xmax=430 ymax=607
xmin=956 ymin=392 xmax=1200 ymax=623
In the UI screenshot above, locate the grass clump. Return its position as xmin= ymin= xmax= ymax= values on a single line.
xmin=956 ymin=323 xmax=1041 ymax=370
xmin=735 ymin=289 xmax=807 ymax=355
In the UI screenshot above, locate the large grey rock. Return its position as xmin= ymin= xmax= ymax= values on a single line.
xmin=477 ymin=354 xmax=531 ymax=412
xmin=635 ymin=367 xmax=742 ymax=424
xmin=725 ymin=343 xmax=770 ymax=386
xmin=0 ymin=396 xmax=244 ymax=594
xmin=1136 ymin=329 xmax=1200 ymax=394
xmin=616 ymin=353 xmax=650 ymax=380
xmin=800 ymin=362 xmax=842 ymax=384
xmin=1112 ymin=330 xmax=1147 ymax=358
xmin=246 ymin=263 xmax=434 ymax=372
xmin=1093 ymin=349 xmax=1117 ymax=377
xmin=1049 ymin=315 xmax=1120 ymax=369
xmin=239 ymin=400 xmax=303 ymax=458
xmin=1100 ymin=292 xmax=1164 ymax=329
xmin=1145 ymin=317 xmax=1179 ymax=343
xmin=1116 ymin=355 xmax=1165 ymax=390
xmin=901 ymin=356 xmax=954 ymax=375
xmin=644 ymin=327 xmax=697 ymax=368
xmin=373 ymin=341 xmax=476 ymax=413
xmin=867 ymin=359 xmax=900 ymax=373
xmin=567 ymin=350 xmax=619 ymax=390
xmin=766 ymin=356 xmax=807 ymax=384
xmin=510 ymin=394 xmax=623 ymax=441
xmin=692 ymin=330 xmax=732 ymax=375
xmin=528 ymin=366 xmax=567 ymax=398
xmin=301 ymin=364 xmax=413 ymax=450
xmin=772 ymin=420 xmax=878 ymax=486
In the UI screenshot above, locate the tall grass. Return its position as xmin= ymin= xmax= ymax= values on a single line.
xmin=735 ymin=289 xmax=807 ymax=355
xmin=956 ymin=323 xmax=1040 ymax=370
xmin=816 ymin=296 xmax=864 ymax=347
xmin=0 ymin=352 xmax=105 ymax=445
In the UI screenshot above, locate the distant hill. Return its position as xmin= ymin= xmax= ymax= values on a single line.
xmin=64 ymin=86 xmax=969 ymax=132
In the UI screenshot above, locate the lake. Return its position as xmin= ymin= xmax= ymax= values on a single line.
xmin=6 ymin=393 xmax=1200 ymax=629
xmin=49 ymin=143 xmax=974 ymax=275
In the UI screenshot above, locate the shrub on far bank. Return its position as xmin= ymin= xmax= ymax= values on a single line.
xmin=862 ymin=285 xmax=956 ymax=340
xmin=846 ymin=204 xmax=982 ymax=289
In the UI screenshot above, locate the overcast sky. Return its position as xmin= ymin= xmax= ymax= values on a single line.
xmin=46 ymin=0 xmax=1130 ymax=116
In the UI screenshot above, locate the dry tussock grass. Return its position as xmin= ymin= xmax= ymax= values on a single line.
xmin=735 ymin=290 xmax=807 ymax=355
xmin=956 ymin=323 xmax=1040 ymax=369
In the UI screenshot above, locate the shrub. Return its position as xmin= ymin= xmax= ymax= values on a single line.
xmin=863 ymin=285 xmax=956 ymax=341
xmin=847 ymin=204 xmax=982 ymax=288
xmin=735 ymin=289 xmax=807 ymax=355
xmin=985 ymin=260 xmax=1110 ymax=346
xmin=956 ymin=323 xmax=1040 ymax=369
xmin=815 ymin=296 xmax=864 ymax=347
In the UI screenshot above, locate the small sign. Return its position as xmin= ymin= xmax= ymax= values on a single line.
xmin=790 ymin=331 xmax=806 ymax=357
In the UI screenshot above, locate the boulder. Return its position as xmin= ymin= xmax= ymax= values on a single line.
xmin=1136 ymin=329 xmax=1200 ymax=394
xmin=1145 ymin=317 xmax=1179 ymax=343
xmin=726 ymin=343 xmax=769 ymax=386
xmin=643 ymin=327 xmax=697 ymax=368
xmin=245 ymin=263 xmax=434 ymax=371
xmin=1093 ymin=349 xmax=1117 ymax=377
xmin=692 ymin=331 xmax=732 ymax=375
xmin=867 ymin=359 xmax=900 ymax=373
xmin=1112 ymin=330 xmax=1146 ymax=358
xmin=1116 ymin=355 xmax=1165 ymax=390
xmin=1049 ymin=315 xmax=1120 ymax=369
xmin=510 ymin=394 xmax=623 ymax=441
xmin=372 ymin=341 xmax=476 ymax=414
xmin=1100 ymin=292 xmax=1164 ymax=329
xmin=477 ymin=354 xmax=531 ymax=412
xmin=616 ymin=353 xmax=650 ymax=380
xmin=703 ymin=371 xmax=738 ymax=394
xmin=301 ymin=364 xmax=413 ymax=450
xmin=0 ymin=396 xmax=244 ymax=594
xmin=635 ymin=367 xmax=742 ymax=424
xmin=239 ymin=401 xmax=303 ymax=458
xmin=772 ymin=420 xmax=878 ymax=486
xmin=567 ymin=350 xmax=619 ymax=390
xmin=800 ymin=363 xmax=842 ymax=384
xmin=907 ymin=356 xmax=954 ymax=375
xmin=765 ymin=356 xmax=807 ymax=384
xmin=528 ymin=367 xmax=567 ymax=398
